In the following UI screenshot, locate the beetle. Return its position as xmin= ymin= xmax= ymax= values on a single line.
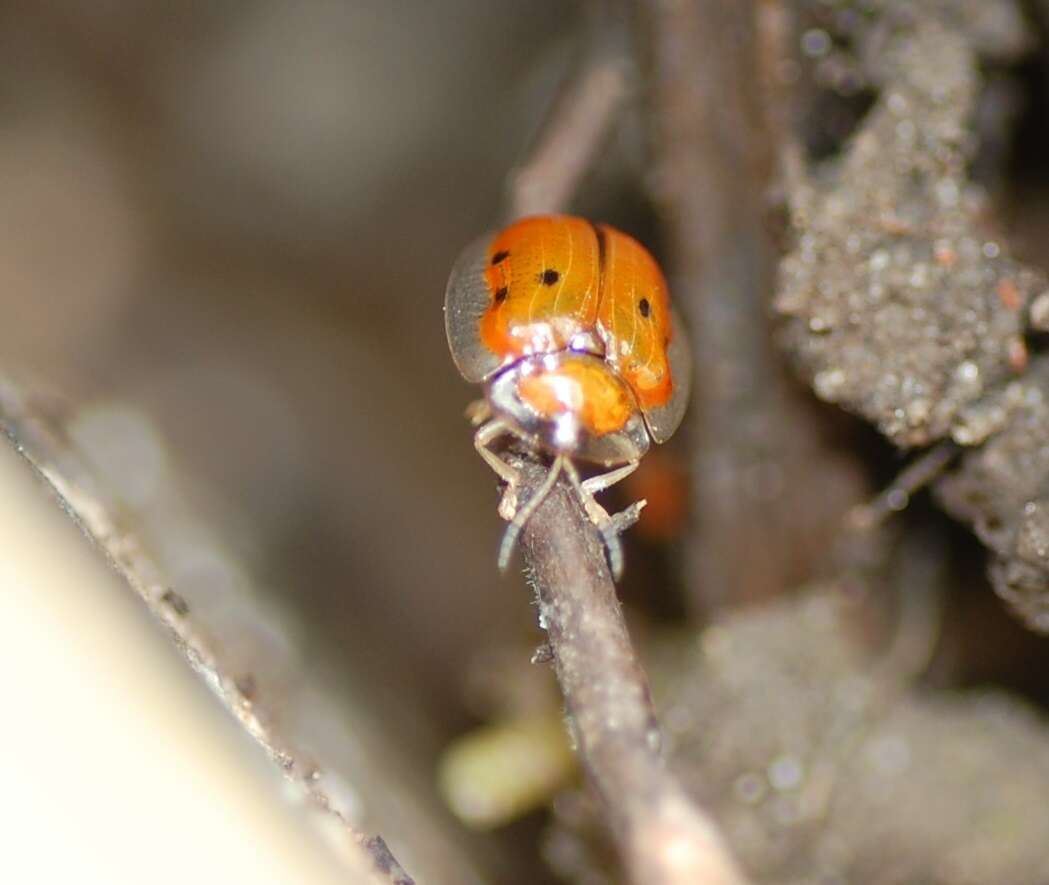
xmin=444 ymin=214 xmax=690 ymax=576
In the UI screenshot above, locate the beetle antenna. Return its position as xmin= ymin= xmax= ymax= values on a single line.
xmin=498 ymin=456 xmax=564 ymax=572
xmin=600 ymin=525 xmax=625 ymax=582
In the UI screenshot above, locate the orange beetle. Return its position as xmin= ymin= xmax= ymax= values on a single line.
xmin=445 ymin=215 xmax=690 ymax=576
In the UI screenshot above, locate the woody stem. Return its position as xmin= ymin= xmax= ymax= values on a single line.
xmin=509 ymin=450 xmax=747 ymax=885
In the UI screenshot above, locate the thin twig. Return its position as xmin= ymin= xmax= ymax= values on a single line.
xmin=507 ymin=54 xmax=630 ymax=221
xmin=0 ymin=377 xmax=418 ymax=885
xmin=512 ymin=451 xmax=748 ymax=885
xmin=362 ymin=836 xmax=416 ymax=885
xmin=847 ymin=441 xmax=961 ymax=532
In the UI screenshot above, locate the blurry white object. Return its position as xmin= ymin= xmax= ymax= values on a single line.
xmin=0 ymin=440 xmax=372 ymax=885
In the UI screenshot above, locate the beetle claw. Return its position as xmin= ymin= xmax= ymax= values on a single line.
xmin=597 ymin=500 xmax=645 ymax=580
xmin=465 ymin=399 xmax=491 ymax=426
xmin=497 ymin=483 xmax=519 ymax=521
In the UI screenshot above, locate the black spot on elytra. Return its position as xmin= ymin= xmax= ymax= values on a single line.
xmin=539 ymin=269 xmax=560 ymax=286
xmin=639 ymin=297 xmax=651 ymax=318
xmin=491 ymin=250 xmax=509 ymax=266
xmin=494 ymin=286 xmax=508 ymax=303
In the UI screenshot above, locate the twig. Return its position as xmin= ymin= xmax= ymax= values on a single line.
xmin=643 ymin=0 xmax=779 ymax=608
xmin=644 ymin=0 xmax=867 ymax=609
xmin=512 ymin=451 xmax=748 ymax=885
xmin=847 ymin=441 xmax=961 ymax=532
xmin=507 ymin=54 xmax=630 ymax=220
xmin=0 ymin=377 xmax=418 ymax=885
xmin=362 ymin=836 xmax=416 ymax=885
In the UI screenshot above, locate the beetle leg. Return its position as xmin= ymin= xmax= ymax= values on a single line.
xmin=465 ymin=399 xmax=491 ymax=427
xmin=563 ymin=460 xmax=641 ymax=524
xmin=561 ymin=460 xmax=645 ymax=581
xmin=474 ymin=419 xmax=522 ymax=520
xmin=498 ymin=456 xmax=564 ymax=572
xmin=581 ymin=461 xmax=640 ymax=497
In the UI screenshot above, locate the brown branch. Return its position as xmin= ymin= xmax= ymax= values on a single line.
xmin=362 ymin=836 xmax=416 ymax=885
xmin=507 ymin=51 xmax=630 ymax=221
xmin=643 ymin=0 xmax=867 ymax=610
xmin=512 ymin=451 xmax=747 ymax=885
xmin=847 ymin=442 xmax=961 ymax=532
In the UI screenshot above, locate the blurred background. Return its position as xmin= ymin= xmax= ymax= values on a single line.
xmin=7 ymin=1 xmax=1049 ymax=883
xmin=0 ymin=1 xmax=581 ymax=733
xmin=0 ymin=2 xmax=660 ymax=882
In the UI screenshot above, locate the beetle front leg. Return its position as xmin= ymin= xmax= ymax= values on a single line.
xmin=465 ymin=398 xmax=491 ymax=427
xmin=565 ymin=460 xmax=641 ymax=524
xmin=580 ymin=461 xmax=640 ymax=507
xmin=562 ymin=460 xmax=645 ymax=580
xmin=474 ymin=419 xmax=522 ymax=521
